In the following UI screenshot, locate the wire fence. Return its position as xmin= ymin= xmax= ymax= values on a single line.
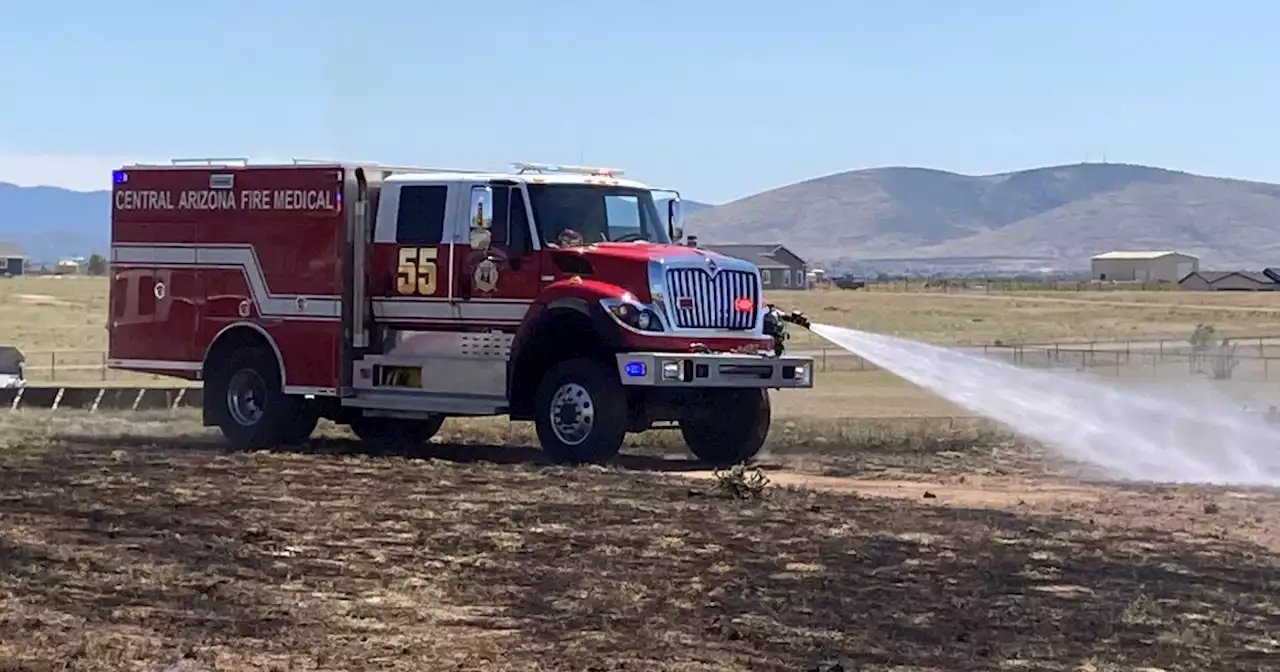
xmin=806 ymin=336 xmax=1280 ymax=381
xmin=830 ymin=278 xmax=1180 ymax=293
xmin=20 ymin=350 xmax=172 ymax=384
xmin=20 ymin=335 xmax=1280 ymax=384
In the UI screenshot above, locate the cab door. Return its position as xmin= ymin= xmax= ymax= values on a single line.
xmin=457 ymin=182 xmax=540 ymax=329
xmin=369 ymin=180 xmax=456 ymax=327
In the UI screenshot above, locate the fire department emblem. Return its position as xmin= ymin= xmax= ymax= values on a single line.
xmin=474 ymin=258 xmax=499 ymax=293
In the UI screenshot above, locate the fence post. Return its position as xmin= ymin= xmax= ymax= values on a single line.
xmin=821 ymin=348 xmax=827 ymax=372
xmin=50 ymin=352 xmax=55 ymax=382
xmin=101 ymin=351 xmax=107 ymax=381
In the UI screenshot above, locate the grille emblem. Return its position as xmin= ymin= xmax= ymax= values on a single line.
xmin=706 ymin=258 xmax=719 ymax=275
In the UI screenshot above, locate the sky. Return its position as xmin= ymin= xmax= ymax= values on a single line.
xmin=0 ymin=0 xmax=1277 ymax=203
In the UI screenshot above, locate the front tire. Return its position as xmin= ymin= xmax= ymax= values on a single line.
xmin=680 ymin=389 xmax=772 ymax=465
xmin=533 ymin=358 xmax=628 ymax=464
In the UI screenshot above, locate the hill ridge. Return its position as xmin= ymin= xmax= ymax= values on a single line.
xmin=684 ymin=162 xmax=1280 ymax=271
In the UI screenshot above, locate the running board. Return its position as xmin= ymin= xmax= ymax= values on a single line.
xmin=341 ymin=389 xmax=507 ymax=416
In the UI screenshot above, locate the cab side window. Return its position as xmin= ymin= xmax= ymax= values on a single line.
xmin=507 ymin=188 xmax=531 ymax=252
xmin=397 ymin=185 xmax=448 ymax=244
xmin=487 ymin=186 xmax=532 ymax=253
xmin=490 ymin=187 xmax=510 ymax=248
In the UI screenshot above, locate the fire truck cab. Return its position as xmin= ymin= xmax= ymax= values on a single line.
xmin=108 ymin=158 xmax=815 ymax=465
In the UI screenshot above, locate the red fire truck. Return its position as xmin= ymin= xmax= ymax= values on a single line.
xmin=108 ymin=159 xmax=815 ymax=464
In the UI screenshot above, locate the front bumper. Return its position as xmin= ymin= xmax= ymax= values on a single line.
xmin=615 ymin=352 xmax=815 ymax=388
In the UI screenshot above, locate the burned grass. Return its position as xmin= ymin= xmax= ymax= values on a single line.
xmin=0 ymin=412 xmax=1279 ymax=670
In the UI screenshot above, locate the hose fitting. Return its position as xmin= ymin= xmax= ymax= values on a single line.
xmin=763 ymin=304 xmax=811 ymax=356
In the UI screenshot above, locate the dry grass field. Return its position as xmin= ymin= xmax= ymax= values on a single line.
xmin=4 ymin=277 xmax=1280 ymax=669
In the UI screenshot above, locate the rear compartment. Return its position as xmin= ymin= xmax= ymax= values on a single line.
xmin=108 ymin=163 xmax=346 ymax=382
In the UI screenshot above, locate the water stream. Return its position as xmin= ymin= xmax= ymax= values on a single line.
xmin=811 ymin=323 xmax=1280 ymax=486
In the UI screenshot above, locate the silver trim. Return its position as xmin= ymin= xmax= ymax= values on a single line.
xmin=107 ymin=358 xmax=202 ymax=371
xmin=665 ymin=267 xmax=758 ymax=330
xmin=615 ymin=352 xmax=814 ymax=389
xmin=645 ymin=252 xmax=767 ymax=339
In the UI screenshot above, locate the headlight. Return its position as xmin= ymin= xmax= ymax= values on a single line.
xmin=603 ymin=299 xmax=665 ymax=332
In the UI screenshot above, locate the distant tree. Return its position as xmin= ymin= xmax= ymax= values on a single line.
xmin=87 ymin=253 xmax=107 ymax=276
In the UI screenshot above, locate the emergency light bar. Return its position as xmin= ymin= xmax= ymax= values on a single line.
xmin=512 ymin=162 xmax=626 ymax=177
xmin=170 ymin=157 xmax=250 ymax=166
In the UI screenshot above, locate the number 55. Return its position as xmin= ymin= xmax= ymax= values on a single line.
xmin=396 ymin=247 xmax=438 ymax=295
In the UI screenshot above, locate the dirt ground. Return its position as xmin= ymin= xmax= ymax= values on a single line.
xmin=1 ymin=412 xmax=1278 ymax=671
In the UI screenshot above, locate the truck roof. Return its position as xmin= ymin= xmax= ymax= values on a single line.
xmin=118 ymin=159 xmax=656 ymax=190
xmin=385 ymin=171 xmax=652 ymax=190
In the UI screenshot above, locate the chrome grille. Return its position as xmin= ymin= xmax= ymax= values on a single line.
xmin=665 ymin=268 xmax=759 ymax=330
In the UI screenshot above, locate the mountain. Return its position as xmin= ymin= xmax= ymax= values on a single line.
xmin=681 ymin=200 xmax=712 ymax=215
xmin=653 ymin=196 xmax=712 ymax=217
xmin=0 ymin=182 xmax=110 ymax=262
xmin=683 ymin=163 xmax=1280 ymax=271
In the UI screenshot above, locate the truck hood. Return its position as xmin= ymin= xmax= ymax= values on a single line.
xmin=569 ymin=242 xmax=730 ymax=264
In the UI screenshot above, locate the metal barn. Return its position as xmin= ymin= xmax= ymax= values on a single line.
xmin=1090 ymin=251 xmax=1199 ymax=283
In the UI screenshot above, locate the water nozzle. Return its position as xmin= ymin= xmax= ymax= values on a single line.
xmin=763 ymin=304 xmax=811 ymax=356
xmin=779 ymin=310 xmax=811 ymax=330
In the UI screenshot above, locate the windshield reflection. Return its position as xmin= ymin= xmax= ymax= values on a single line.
xmin=526 ymin=184 xmax=672 ymax=247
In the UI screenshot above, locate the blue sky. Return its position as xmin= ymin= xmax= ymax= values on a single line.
xmin=1 ymin=0 xmax=1276 ymax=202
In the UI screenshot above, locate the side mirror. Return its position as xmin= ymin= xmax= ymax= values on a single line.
xmin=667 ymin=198 xmax=684 ymax=241
xmin=469 ymin=185 xmax=494 ymax=250
xmin=672 ymin=225 xmax=684 ymax=242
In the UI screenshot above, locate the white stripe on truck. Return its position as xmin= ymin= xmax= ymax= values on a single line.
xmin=111 ymin=244 xmax=531 ymax=322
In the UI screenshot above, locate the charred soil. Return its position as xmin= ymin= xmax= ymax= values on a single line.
xmin=0 ymin=413 xmax=1278 ymax=671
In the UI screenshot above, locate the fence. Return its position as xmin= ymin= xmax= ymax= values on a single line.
xmin=0 ymin=386 xmax=200 ymax=412
xmin=804 ymin=337 xmax=1280 ymax=382
xmin=20 ymin=336 xmax=1280 ymax=384
xmin=20 ymin=350 xmax=173 ymax=383
xmin=826 ymin=277 xmax=1179 ymax=294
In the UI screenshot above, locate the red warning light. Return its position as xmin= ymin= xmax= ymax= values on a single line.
xmin=734 ymin=297 xmax=754 ymax=312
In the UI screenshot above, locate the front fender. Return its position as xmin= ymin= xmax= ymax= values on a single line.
xmin=535 ymin=277 xmax=632 ymax=306
xmin=510 ymin=288 xmax=626 ymax=375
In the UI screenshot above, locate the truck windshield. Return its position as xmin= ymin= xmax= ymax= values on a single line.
xmin=526 ymin=184 xmax=673 ymax=247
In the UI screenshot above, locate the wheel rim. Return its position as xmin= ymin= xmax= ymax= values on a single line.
xmin=550 ymin=382 xmax=594 ymax=446
xmin=226 ymin=369 xmax=267 ymax=427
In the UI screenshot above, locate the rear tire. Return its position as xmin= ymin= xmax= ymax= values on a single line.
xmin=533 ymin=357 xmax=628 ymax=464
xmin=207 ymin=346 xmax=295 ymax=449
xmin=680 ymin=389 xmax=771 ymax=466
xmin=349 ymin=415 xmax=446 ymax=455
